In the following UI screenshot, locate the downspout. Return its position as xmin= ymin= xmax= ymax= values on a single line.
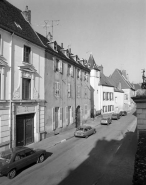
xmin=10 ymin=32 xmax=14 ymax=149
xmin=75 ymin=67 xmax=77 ymax=128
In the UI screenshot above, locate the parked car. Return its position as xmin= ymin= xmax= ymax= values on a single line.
xmin=74 ymin=126 xmax=96 ymax=138
xmin=0 ymin=146 xmax=46 ymax=179
xmin=100 ymin=117 xmax=112 ymax=125
xmin=111 ymin=113 xmax=120 ymax=120
xmin=120 ymin=111 xmax=127 ymax=116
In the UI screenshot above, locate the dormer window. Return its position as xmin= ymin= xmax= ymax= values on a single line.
xmin=61 ymin=49 xmax=69 ymax=58
xmin=24 ymin=45 xmax=31 ymax=63
xmin=48 ymin=41 xmax=58 ymax=52
xmin=54 ymin=42 xmax=57 ymax=51
xmin=66 ymin=49 xmax=69 ymax=58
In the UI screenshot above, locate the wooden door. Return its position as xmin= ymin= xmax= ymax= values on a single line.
xmin=16 ymin=114 xmax=34 ymax=146
xmin=55 ymin=107 xmax=59 ymax=129
xmin=76 ymin=106 xmax=80 ymax=128
xmin=25 ymin=114 xmax=34 ymax=145
xmin=16 ymin=115 xmax=25 ymax=146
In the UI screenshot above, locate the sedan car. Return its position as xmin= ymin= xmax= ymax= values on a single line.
xmin=120 ymin=111 xmax=127 ymax=116
xmin=111 ymin=113 xmax=120 ymax=120
xmin=0 ymin=146 xmax=46 ymax=179
xmin=74 ymin=126 xmax=96 ymax=138
xmin=100 ymin=117 xmax=112 ymax=125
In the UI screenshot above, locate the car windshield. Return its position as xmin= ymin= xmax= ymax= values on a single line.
xmin=77 ymin=127 xmax=84 ymax=131
xmin=102 ymin=118 xmax=108 ymax=120
xmin=0 ymin=153 xmax=12 ymax=163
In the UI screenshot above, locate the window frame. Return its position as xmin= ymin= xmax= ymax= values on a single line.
xmin=23 ymin=45 xmax=31 ymax=63
xmin=67 ymin=83 xmax=71 ymax=98
xmin=54 ymin=81 xmax=60 ymax=97
xmin=22 ymin=77 xmax=31 ymax=100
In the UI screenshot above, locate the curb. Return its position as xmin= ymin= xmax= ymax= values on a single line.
xmin=52 ymin=124 xmax=101 ymax=148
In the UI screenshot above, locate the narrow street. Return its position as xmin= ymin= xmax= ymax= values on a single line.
xmin=0 ymin=112 xmax=137 ymax=185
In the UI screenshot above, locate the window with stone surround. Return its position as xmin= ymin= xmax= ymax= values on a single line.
xmin=0 ymin=34 xmax=2 ymax=55
xmin=0 ymin=55 xmax=7 ymax=100
xmin=22 ymin=78 xmax=31 ymax=100
xmin=24 ymin=45 xmax=31 ymax=63
xmin=13 ymin=64 xmax=38 ymax=100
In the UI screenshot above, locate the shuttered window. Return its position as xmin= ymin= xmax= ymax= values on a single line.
xmin=22 ymin=78 xmax=31 ymax=100
xmin=54 ymin=82 xmax=60 ymax=97
xmin=68 ymin=83 xmax=71 ymax=97
xmin=77 ymin=85 xmax=80 ymax=98
xmin=24 ymin=45 xmax=31 ymax=63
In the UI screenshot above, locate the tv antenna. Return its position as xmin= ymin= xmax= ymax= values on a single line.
xmin=43 ymin=20 xmax=60 ymax=40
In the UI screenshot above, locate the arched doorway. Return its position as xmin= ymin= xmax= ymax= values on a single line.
xmin=76 ymin=106 xmax=80 ymax=128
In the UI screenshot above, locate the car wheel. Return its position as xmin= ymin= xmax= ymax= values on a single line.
xmin=85 ymin=135 xmax=88 ymax=139
xmin=7 ymin=169 xmax=16 ymax=179
xmin=37 ymin=154 xmax=45 ymax=163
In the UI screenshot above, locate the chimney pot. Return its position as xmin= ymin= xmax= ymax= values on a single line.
xmin=61 ymin=43 xmax=63 ymax=48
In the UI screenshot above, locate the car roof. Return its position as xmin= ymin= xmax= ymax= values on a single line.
xmin=0 ymin=147 xmax=30 ymax=155
xmin=78 ymin=125 xmax=91 ymax=129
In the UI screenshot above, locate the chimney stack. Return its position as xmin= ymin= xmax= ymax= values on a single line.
xmin=98 ymin=65 xmax=103 ymax=73
xmin=69 ymin=48 xmax=71 ymax=53
xmin=22 ymin=6 xmax=31 ymax=24
xmin=122 ymin=70 xmax=127 ymax=79
xmin=61 ymin=43 xmax=63 ymax=48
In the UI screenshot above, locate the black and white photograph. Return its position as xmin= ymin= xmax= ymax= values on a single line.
xmin=0 ymin=0 xmax=146 ymax=184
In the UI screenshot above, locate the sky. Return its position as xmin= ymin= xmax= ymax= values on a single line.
xmin=8 ymin=0 xmax=146 ymax=83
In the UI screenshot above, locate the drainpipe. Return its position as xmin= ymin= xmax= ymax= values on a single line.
xmin=75 ymin=67 xmax=77 ymax=128
xmin=9 ymin=32 xmax=14 ymax=149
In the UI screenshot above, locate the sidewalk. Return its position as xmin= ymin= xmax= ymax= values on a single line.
xmin=28 ymin=116 xmax=102 ymax=150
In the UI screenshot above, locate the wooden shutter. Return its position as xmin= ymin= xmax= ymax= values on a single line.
xmin=66 ymin=106 xmax=68 ymax=125
xmin=52 ymin=108 xmax=55 ymax=130
xmin=54 ymin=82 xmax=57 ymax=97
xmin=58 ymin=82 xmax=61 ymax=97
xmin=71 ymin=66 xmax=74 ymax=77
xmin=68 ymin=83 xmax=71 ymax=97
xmin=53 ymin=57 xmax=56 ymax=72
xmin=59 ymin=60 xmax=62 ymax=73
xmin=60 ymin=107 xmax=63 ymax=127
xmin=103 ymin=92 xmax=105 ymax=100
xmin=71 ymin=107 xmax=74 ymax=123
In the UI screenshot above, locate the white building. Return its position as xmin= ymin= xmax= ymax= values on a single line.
xmin=0 ymin=2 xmax=45 ymax=151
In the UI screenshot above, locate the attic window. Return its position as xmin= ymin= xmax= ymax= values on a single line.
xmin=14 ymin=22 xmax=22 ymax=30
xmin=66 ymin=50 xmax=69 ymax=58
xmin=54 ymin=43 xmax=57 ymax=51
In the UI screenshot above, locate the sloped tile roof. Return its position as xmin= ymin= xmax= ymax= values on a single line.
xmin=0 ymin=0 xmax=44 ymax=48
xmin=37 ymin=32 xmax=90 ymax=72
xmin=100 ymin=73 xmax=114 ymax=87
xmin=88 ymin=54 xmax=99 ymax=70
xmin=133 ymin=83 xmax=141 ymax=90
xmin=111 ymin=69 xmax=135 ymax=90
xmin=108 ymin=77 xmax=124 ymax=93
